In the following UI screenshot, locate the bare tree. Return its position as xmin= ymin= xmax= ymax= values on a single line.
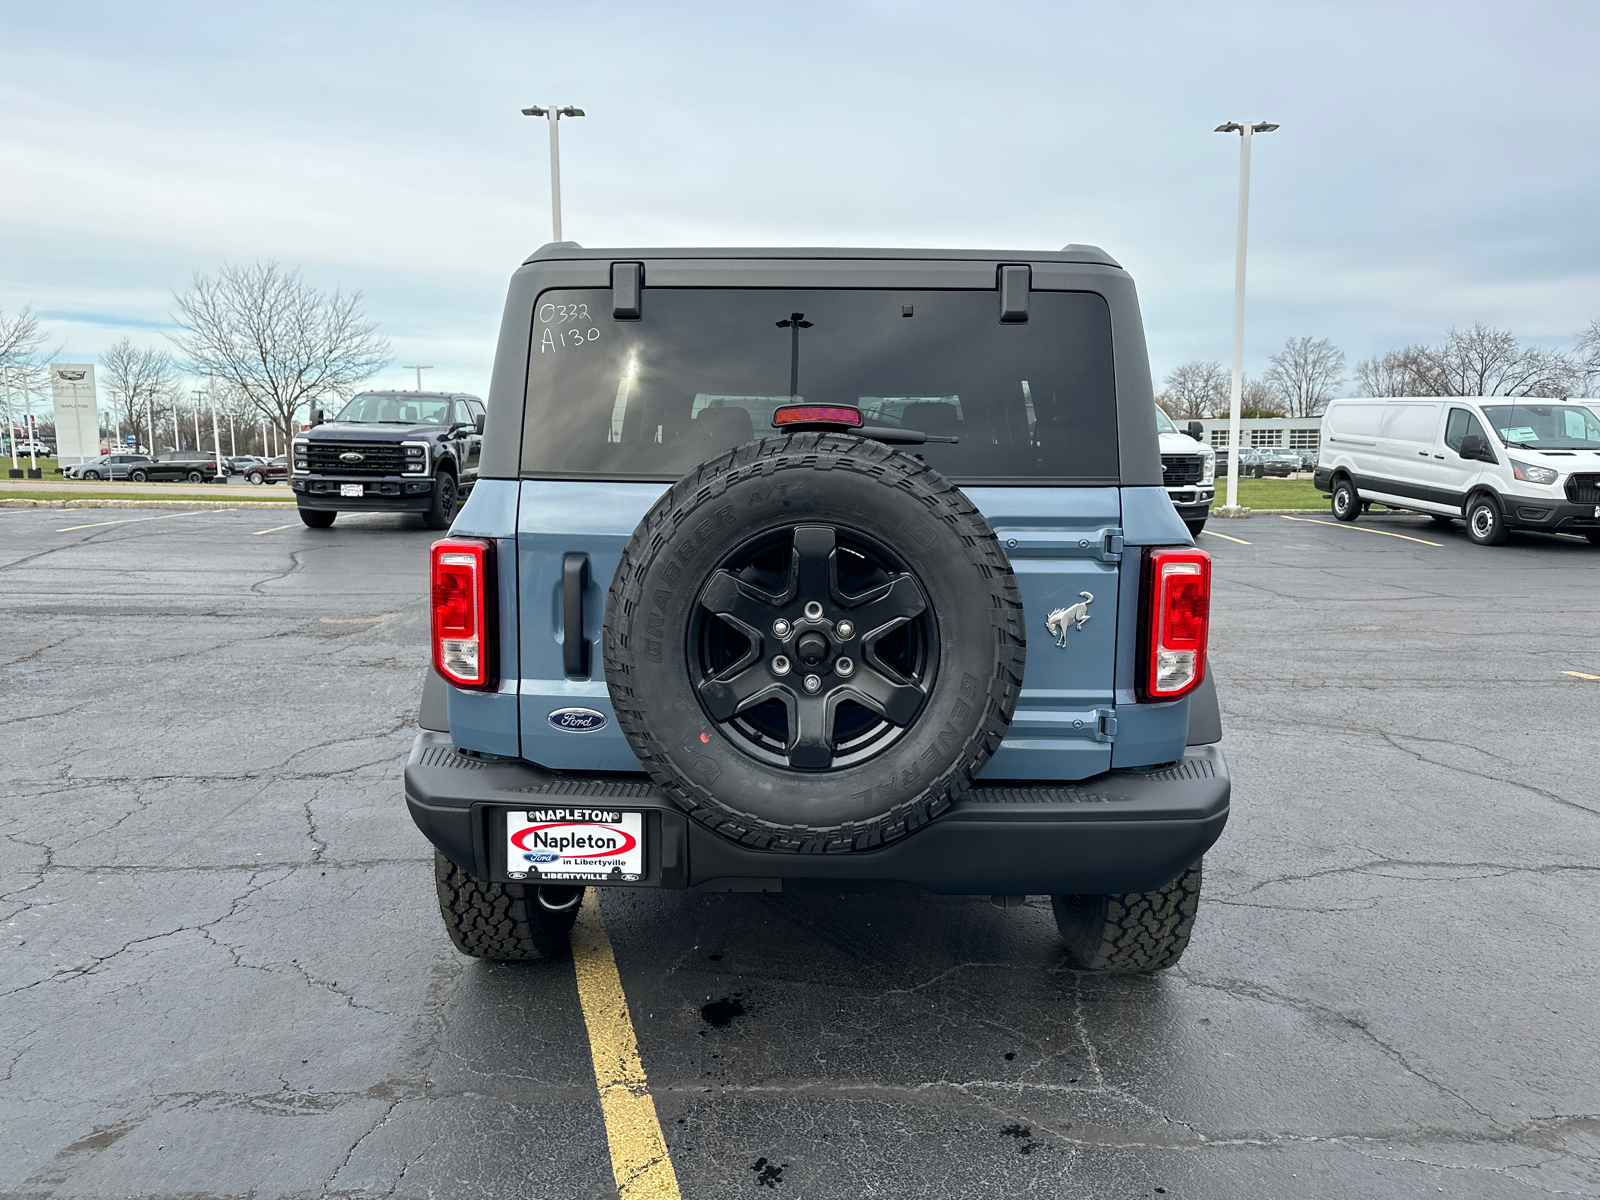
xmin=1354 ymin=348 xmax=1424 ymax=397
xmin=0 ymin=307 xmax=52 ymax=449
xmin=1264 ymin=336 xmax=1345 ymax=417
xmin=100 ymin=339 xmax=177 ymax=456
xmin=1354 ymin=327 xmax=1574 ymax=398
xmin=169 ymin=261 xmax=391 ymax=449
xmin=1411 ymin=324 xmax=1573 ymax=397
xmin=1239 ymin=375 xmax=1284 ymax=417
xmin=1162 ymin=361 xmax=1231 ymax=419
xmin=1572 ymin=318 xmax=1600 ymax=394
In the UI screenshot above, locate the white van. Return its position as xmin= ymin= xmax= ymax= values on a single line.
xmin=1154 ymin=407 xmax=1216 ymax=536
xmin=1314 ymin=397 xmax=1600 ymax=546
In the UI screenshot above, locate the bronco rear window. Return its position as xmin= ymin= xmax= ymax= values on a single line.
xmin=518 ymin=288 xmax=1118 ymax=484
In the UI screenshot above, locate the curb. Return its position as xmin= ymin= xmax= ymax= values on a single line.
xmin=1211 ymin=508 xmax=1422 ymax=518
xmin=0 ymin=498 xmax=295 ymax=511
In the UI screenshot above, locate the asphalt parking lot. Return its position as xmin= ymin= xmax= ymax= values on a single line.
xmin=3 ymin=506 xmax=1598 ymax=1199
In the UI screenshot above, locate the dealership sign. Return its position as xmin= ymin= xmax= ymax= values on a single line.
xmin=50 ymin=364 xmax=99 ymax=465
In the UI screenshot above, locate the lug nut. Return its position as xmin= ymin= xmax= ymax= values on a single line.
xmin=803 ymin=674 xmax=822 ymax=694
xmin=835 ymin=620 xmax=855 ymax=640
xmin=772 ymin=618 xmax=791 ymax=638
xmin=835 ymin=656 xmax=855 ymax=677
xmin=771 ymin=655 xmax=791 ymax=676
xmin=803 ymin=600 xmax=824 ymax=621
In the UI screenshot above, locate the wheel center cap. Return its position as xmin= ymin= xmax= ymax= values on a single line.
xmin=795 ymin=631 xmax=829 ymax=666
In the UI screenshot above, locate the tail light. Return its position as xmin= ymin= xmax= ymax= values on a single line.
xmin=1139 ymin=547 xmax=1211 ymax=701
xmin=431 ymin=537 xmax=495 ymax=689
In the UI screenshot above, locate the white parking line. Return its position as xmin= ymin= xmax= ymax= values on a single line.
xmin=57 ymin=509 xmax=238 ymax=532
xmin=252 ymin=523 xmax=300 ymax=536
xmin=1201 ymin=529 xmax=1251 ymax=545
xmin=1278 ymin=514 xmax=1442 ymax=547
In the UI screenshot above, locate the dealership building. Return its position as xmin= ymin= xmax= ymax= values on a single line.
xmin=1189 ymin=416 xmax=1324 ymax=450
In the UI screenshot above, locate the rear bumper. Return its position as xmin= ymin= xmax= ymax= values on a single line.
xmin=403 ymin=730 xmax=1231 ymax=896
xmin=292 ymin=475 xmax=436 ymax=512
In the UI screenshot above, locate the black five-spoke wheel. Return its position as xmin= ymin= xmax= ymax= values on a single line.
xmin=691 ymin=524 xmax=937 ymax=770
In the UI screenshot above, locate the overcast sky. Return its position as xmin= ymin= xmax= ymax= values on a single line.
xmin=2 ymin=0 xmax=1597 ymax=403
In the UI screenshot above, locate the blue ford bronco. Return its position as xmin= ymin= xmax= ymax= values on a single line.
xmin=406 ymin=244 xmax=1228 ymax=972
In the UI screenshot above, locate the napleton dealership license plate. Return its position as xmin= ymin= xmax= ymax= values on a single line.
xmin=340 ymin=483 xmax=364 ymax=497
xmin=505 ymin=809 xmax=644 ymax=882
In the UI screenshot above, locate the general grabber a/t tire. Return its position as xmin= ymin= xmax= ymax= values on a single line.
xmin=604 ymin=432 xmax=1025 ymax=853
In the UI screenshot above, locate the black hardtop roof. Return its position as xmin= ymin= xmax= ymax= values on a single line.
xmin=522 ymin=241 xmax=1122 ymax=269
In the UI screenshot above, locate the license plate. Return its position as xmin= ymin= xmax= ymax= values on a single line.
xmin=340 ymin=483 xmax=364 ymax=497
xmin=506 ymin=809 xmax=644 ymax=882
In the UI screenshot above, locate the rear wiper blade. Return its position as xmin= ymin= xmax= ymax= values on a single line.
xmin=859 ymin=425 xmax=960 ymax=446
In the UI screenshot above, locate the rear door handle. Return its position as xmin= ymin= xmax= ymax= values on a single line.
xmin=563 ymin=553 xmax=590 ymax=678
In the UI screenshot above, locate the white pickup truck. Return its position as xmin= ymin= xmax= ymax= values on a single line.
xmin=1155 ymin=408 xmax=1216 ymax=536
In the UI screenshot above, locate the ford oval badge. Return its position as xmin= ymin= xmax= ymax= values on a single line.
xmin=548 ymin=707 xmax=607 ymax=733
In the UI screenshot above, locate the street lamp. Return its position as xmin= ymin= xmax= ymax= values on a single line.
xmin=1214 ymin=120 xmax=1279 ymax=515
xmin=521 ymin=104 xmax=585 ymax=243
xmin=402 ymin=365 xmax=434 ymax=392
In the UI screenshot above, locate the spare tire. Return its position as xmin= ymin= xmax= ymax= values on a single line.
xmin=604 ymin=432 xmax=1025 ymax=853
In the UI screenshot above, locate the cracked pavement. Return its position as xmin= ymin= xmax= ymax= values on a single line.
xmin=1 ymin=507 xmax=1596 ymax=1198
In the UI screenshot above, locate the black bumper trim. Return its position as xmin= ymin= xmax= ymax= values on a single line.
xmin=403 ymin=732 xmax=1231 ymax=896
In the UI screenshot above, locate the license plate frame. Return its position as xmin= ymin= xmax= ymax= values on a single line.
xmin=505 ymin=808 xmax=645 ymax=883
xmin=340 ymin=483 xmax=364 ymax=498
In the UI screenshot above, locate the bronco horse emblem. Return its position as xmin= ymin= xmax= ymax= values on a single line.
xmin=1045 ymin=592 xmax=1093 ymax=647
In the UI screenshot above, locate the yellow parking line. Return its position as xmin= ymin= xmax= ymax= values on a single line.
xmin=570 ymin=892 xmax=681 ymax=1199
xmin=57 ymin=509 xmax=237 ymax=532
xmin=1278 ymin=514 xmax=1442 ymax=547
xmin=1563 ymin=671 xmax=1600 ymax=681
xmin=252 ymin=523 xmax=300 ymax=535
xmin=1201 ymin=529 xmax=1251 ymax=545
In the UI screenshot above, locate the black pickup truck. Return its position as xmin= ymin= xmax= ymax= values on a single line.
xmin=290 ymin=391 xmax=485 ymax=529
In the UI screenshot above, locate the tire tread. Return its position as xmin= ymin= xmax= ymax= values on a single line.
xmin=1052 ymin=863 xmax=1202 ymax=973
xmin=432 ymin=850 xmax=577 ymax=960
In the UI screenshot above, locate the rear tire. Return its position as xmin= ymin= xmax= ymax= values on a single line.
xmin=186 ymin=470 xmax=205 ymax=483
xmin=422 ymin=470 xmax=458 ymax=530
xmin=129 ymin=470 xmax=148 ymax=482
xmin=298 ymin=507 xmax=336 ymax=528
xmin=1331 ymin=477 xmax=1360 ymax=522
xmin=1465 ymin=494 xmax=1508 ymax=546
xmin=434 ymin=851 xmax=579 ymax=960
xmin=1184 ymin=519 xmax=1207 ymax=538
xmin=1052 ymin=862 xmax=1203 ymax=973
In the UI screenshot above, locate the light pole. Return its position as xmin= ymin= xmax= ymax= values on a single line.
xmin=521 ymin=104 xmax=585 ymax=243
xmin=207 ymin=380 xmax=226 ymax=481
xmin=1214 ymin=120 xmax=1279 ymax=516
xmin=3 ymin=368 xmax=17 ymax=475
xmin=402 ymin=365 xmax=434 ymax=392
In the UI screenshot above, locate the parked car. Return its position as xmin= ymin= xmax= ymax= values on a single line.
xmin=129 ymin=451 xmax=224 ymax=483
xmin=12 ymin=439 xmax=54 ymax=457
xmin=1315 ymin=397 xmax=1600 ymax=545
xmin=65 ymin=454 xmax=154 ymax=480
xmin=1154 ymin=408 xmax=1216 ymax=536
xmin=243 ymin=455 xmax=289 ymax=484
xmin=1260 ymin=449 xmax=1303 ymax=475
xmin=1215 ymin=446 xmax=1270 ymax=478
xmin=404 ymin=242 xmax=1228 ymax=975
